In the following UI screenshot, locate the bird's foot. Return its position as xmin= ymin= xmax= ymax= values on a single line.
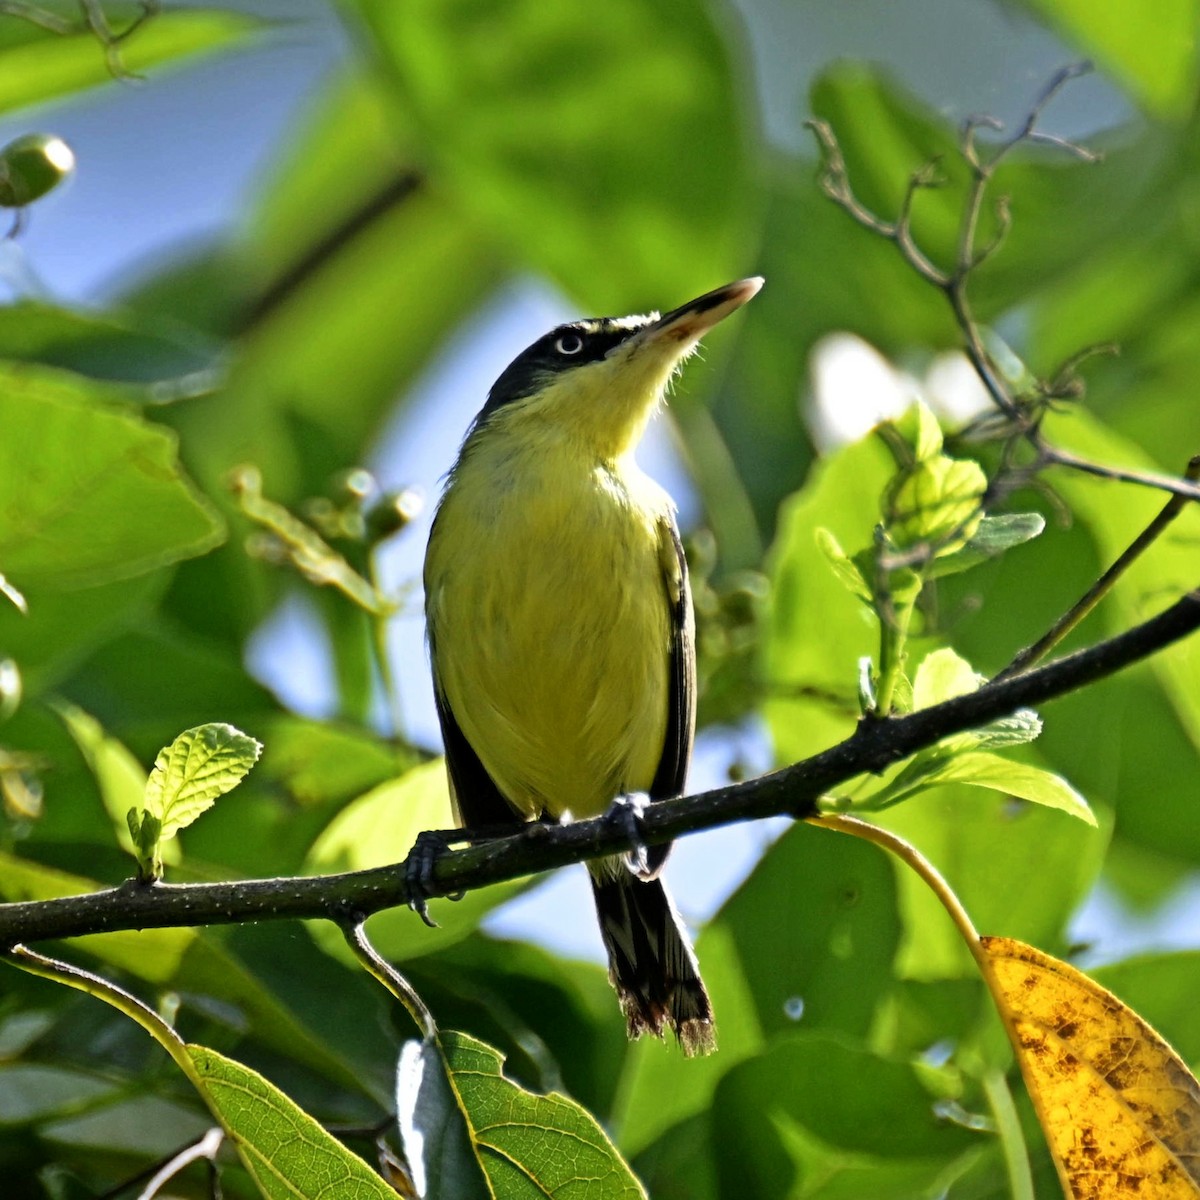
xmin=404 ymin=823 xmax=523 ymax=926
xmin=404 ymin=830 xmax=450 ymax=928
xmin=605 ymin=792 xmax=654 ymax=879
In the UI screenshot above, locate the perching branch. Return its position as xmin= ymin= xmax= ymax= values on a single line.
xmin=2 ymin=585 xmax=1197 ymax=948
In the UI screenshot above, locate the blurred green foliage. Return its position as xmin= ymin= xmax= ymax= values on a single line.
xmin=1 ymin=1 xmax=1199 ymax=1197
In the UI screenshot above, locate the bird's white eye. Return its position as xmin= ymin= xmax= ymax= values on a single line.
xmin=555 ymin=333 xmax=584 ymax=355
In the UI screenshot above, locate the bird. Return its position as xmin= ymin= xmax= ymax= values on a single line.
xmin=423 ymin=277 xmax=762 ymax=1055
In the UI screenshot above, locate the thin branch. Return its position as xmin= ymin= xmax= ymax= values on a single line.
xmin=2 ymin=586 xmax=1197 ymax=947
xmin=997 ymin=454 xmax=1200 ymax=679
xmin=97 ymin=1129 xmax=224 ymax=1200
xmin=234 ymin=170 xmax=423 ymax=333
xmin=809 ymin=66 xmax=1200 ymax=509
xmin=0 ymin=1 xmax=72 ymax=33
xmin=132 ymin=1128 xmax=224 ymax=1200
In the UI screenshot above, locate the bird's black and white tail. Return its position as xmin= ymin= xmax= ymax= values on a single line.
xmin=589 ymin=869 xmax=715 ymax=1056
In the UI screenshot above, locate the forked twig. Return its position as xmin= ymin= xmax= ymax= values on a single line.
xmin=808 ymin=63 xmax=1200 ymax=506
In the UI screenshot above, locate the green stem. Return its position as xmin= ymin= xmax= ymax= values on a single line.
xmin=340 ymin=920 xmax=436 ymax=1040
xmin=3 ymin=944 xmax=205 ymax=1092
xmin=368 ymin=547 xmax=404 ymax=739
xmin=874 ymin=581 xmax=916 ymax=716
xmin=982 ymin=1069 xmax=1035 ymax=1200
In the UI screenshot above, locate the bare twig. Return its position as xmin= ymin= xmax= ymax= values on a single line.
xmin=79 ymin=0 xmax=159 ymax=80
xmin=0 ymin=1 xmax=72 ymax=33
xmin=805 ymin=119 xmax=949 ymax=286
xmin=809 ymin=66 xmax=1200 ymax=507
xmin=1 ymin=586 xmax=1197 ymax=947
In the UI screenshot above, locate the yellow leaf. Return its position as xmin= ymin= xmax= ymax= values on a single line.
xmin=981 ymin=935 xmax=1200 ymax=1198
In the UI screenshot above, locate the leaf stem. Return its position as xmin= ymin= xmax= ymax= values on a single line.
xmin=808 ymin=813 xmax=982 ymax=955
xmin=811 ymin=816 xmax=1036 ymax=1200
xmin=982 ymin=1069 xmax=1035 ymax=1200
xmin=341 ymin=920 xmax=437 ymax=1040
xmin=3 ymin=943 xmax=203 ymax=1090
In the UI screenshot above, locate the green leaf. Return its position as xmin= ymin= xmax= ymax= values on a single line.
xmin=402 ymin=935 xmax=626 ymax=1122
xmin=879 ymin=790 xmax=1112 ymax=977
xmin=890 ymin=399 xmax=944 ymax=462
xmin=142 ymin=723 xmax=262 ymax=840
xmin=0 ymin=364 xmax=223 ymax=590
xmin=917 ymin=753 xmax=1095 ymax=825
xmin=926 ymin=512 xmax=1047 ymax=579
xmin=883 ymin=455 xmax=987 ymax=554
xmin=0 ymin=1063 xmax=118 ymax=1123
xmin=306 ymin=760 xmax=529 ymax=961
xmin=0 ymin=851 xmax=379 ymax=1094
xmin=816 ymin=528 xmax=873 ymax=604
xmin=0 ymin=570 xmax=168 ymax=698
xmin=765 ymin=433 xmax=897 ymax=764
xmin=615 ymin=823 xmax=900 ymax=1157
xmin=712 ymin=1033 xmax=980 ymax=1194
xmin=1044 ymin=410 xmax=1200 ymax=756
xmin=54 ymin=703 xmax=163 ymax=860
xmin=55 ymin=626 xmax=278 ymax=763
xmin=0 ymin=301 xmax=220 ymax=384
xmin=912 ymin=648 xmax=981 ymax=709
xmin=396 ymin=1038 xmax=492 ymax=1200
xmin=187 ymin=1044 xmax=396 ymax=1200
xmin=347 ymin=0 xmax=748 ymax=310
xmin=0 ymin=10 xmax=259 ymax=117
xmin=1016 ymin=0 xmax=1199 ymax=119
xmin=440 ymin=1030 xmax=646 ymax=1198
xmin=33 ymin=1092 xmax=211 ymax=1160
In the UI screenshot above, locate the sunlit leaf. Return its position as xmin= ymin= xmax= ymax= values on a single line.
xmin=816 ymin=528 xmax=873 ymax=605
xmin=765 ymin=433 xmax=896 ymax=764
xmin=187 ymin=1044 xmax=396 ymax=1199
xmin=886 ymin=751 xmax=1095 ymax=826
xmin=883 ymin=454 xmax=987 ymax=555
xmin=927 ymin=512 xmax=1047 ymax=579
xmin=982 ymin=936 xmax=1200 ymax=1197
xmin=0 ymin=364 xmax=223 ymax=590
xmin=142 ymin=723 xmax=262 ymax=840
xmin=1016 ymin=0 xmax=1199 ymax=119
xmin=439 ymin=1030 xmax=646 ymax=1198
xmin=396 ymin=1038 xmax=491 ymax=1200
xmin=912 ymin=648 xmax=981 ymax=708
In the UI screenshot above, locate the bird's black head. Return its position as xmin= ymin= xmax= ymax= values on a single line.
xmin=478 ymin=314 xmax=655 ymax=422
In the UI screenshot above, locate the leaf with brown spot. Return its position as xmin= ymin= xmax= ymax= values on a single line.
xmin=981 ymin=936 xmax=1200 ymax=1198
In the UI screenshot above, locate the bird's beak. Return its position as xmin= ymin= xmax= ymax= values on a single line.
xmin=638 ymin=276 xmax=764 ymax=350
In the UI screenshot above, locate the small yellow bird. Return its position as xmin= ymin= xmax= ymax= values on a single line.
xmin=424 ymin=278 xmax=762 ymax=1055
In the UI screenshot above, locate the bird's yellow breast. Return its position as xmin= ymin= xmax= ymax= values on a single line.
xmin=425 ymin=424 xmax=676 ymax=823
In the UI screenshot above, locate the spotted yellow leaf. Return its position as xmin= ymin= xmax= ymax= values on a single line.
xmin=982 ymin=936 xmax=1200 ymax=1198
